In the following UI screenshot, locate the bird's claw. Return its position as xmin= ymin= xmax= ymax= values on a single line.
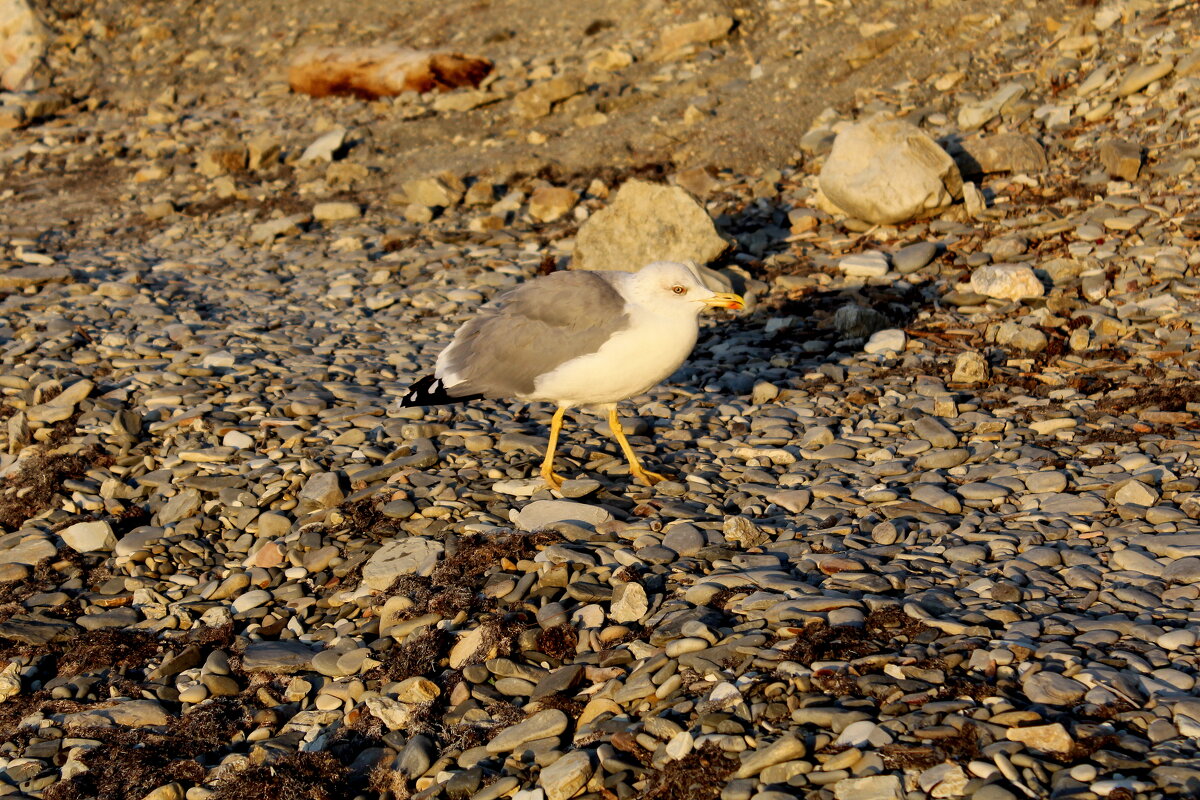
xmin=541 ymin=470 xmax=566 ymax=491
xmin=632 ymin=467 xmax=667 ymax=487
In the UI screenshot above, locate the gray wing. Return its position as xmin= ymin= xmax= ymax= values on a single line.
xmin=437 ymin=270 xmax=630 ymax=398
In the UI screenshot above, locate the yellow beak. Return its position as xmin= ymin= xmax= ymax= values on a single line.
xmin=703 ymin=292 xmax=745 ymax=311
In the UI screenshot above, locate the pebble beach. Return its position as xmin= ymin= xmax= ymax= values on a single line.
xmin=2 ymin=0 xmax=1200 ymax=799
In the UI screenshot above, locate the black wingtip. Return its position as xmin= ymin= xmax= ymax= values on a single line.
xmin=397 ymin=374 xmax=480 ymax=407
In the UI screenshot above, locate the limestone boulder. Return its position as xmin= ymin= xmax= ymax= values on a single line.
xmin=819 ymin=115 xmax=962 ymax=225
xmin=0 ymin=0 xmax=47 ymax=91
xmin=970 ymin=264 xmax=1045 ymax=301
xmin=572 ymin=180 xmax=731 ymax=281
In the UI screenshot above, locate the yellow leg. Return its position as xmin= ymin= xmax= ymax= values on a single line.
xmin=607 ymin=404 xmax=665 ymax=486
xmin=540 ymin=405 xmax=568 ymax=490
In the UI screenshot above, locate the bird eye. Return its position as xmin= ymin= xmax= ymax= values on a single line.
xmin=672 ymin=285 xmax=687 ymax=295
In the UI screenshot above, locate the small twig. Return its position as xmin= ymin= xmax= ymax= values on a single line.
xmin=1038 ymin=33 xmax=1066 ymax=54
xmin=1152 ymin=0 xmax=1200 ymax=23
xmin=1148 ymin=135 xmax=1199 ymax=151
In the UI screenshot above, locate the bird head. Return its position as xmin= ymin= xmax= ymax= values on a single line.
xmin=630 ymin=261 xmax=745 ymax=316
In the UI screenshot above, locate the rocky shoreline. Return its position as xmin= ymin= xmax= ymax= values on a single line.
xmin=3 ymin=0 xmax=1200 ymax=799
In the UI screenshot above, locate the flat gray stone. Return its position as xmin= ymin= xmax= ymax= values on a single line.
xmin=892 ymin=241 xmax=938 ymax=273
xmin=953 ymin=133 xmax=1047 ymax=175
xmin=77 ymin=608 xmax=139 ymax=630
xmin=515 ymin=500 xmax=612 ymax=531
xmin=1118 ymin=60 xmax=1175 ymax=96
xmin=0 ymin=614 xmax=76 ymax=645
xmin=833 ymin=304 xmax=891 ymax=337
xmin=486 ymin=709 xmax=569 ymax=753
xmin=1111 ymin=549 xmax=1164 ymax=577
xmin=231 ymin=589 xmax=272 ymax=613
xmin=114 ymin=527 xmax=166 ymax=557
xmin=1163 ymin=557 xmax=1200 ymax=583
xmin=1132 ymin=534 xmax=1200 ymax=559
xmin=1025 ymin=471 xmax=1068 ymax=493
xmin=27 ymin=379 xmax=94 ymax=423
xmin=361 ymin=537 xmax=444 ymax=590
xmin=241 ymin=640 xmax=320 ymax=673
xmin=158 ymin=488 xmax=202 ymax=525
xmin=0 ymin=265 xmax=70 ymax=289
xmin=915 ymin=448 xmax=969 ymax=469
xmin=1023 ymin=671 xmax=1086 ymax=706
xmin=58 ymin=699 xmax=171 ymax=729
xmin=913 ymin=417 xmax=957 ymax=448
xmin=958 ymin=481 xmax=1009 ymax=500
xmin=3 ymin=534 xmax=56 ymax=565
xmin=911 ymin=484 xmax=962 ymax=513
xmin=1039 ymin=493 xmax=1106 ymax=515
xmin=734 ymin=734 xmax=806 ymax=778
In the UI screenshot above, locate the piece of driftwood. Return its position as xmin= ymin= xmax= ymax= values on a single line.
xmin=289 ymin=45 xmax=492 ymax=99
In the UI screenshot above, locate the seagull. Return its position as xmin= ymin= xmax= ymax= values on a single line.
xmin=398 ymin=261 xmax=744 ymax=489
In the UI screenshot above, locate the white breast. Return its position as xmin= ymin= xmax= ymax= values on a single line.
xmin=523 ymin=310 xmax=700 ymax=406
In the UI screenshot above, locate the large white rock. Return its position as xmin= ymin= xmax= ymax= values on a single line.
xmin=863 ymin=329 xmax=906 ymax=355
xmin=362 ymin=679 xmax=440 ymax=730
xmin=833 ymin=775 xmax=904 ymax=800
xmin=1006 ymin=721 xmax=1074 ymax=754
xmin=60 ymin=520 xmax=116 ymax=553
xmin=609 ymin=581 xmax=648 ymax=623
xmin=299 ymin=127 xmax=346 ymax=163
xmin=362 ymin=537 xmax=444 ymax=590
xmin=572 ymin=180 xmax=731 ymax=284
xmin=819 ymin=115 xmax=962 ymax=225
xmin=0 ymin=662 xmax=20 ymax=703
xmin=538 ymin=750 xmax=595 ymax=800
xmin=838 ymin=251 xmax=890 ymax=278
xmin=970 ymin=263 xmax=1045 ymax=301
xmin=952 ymin=351 xmax=990 ymax=384
xmin=0 ymin=0 xmax=47 ymax=91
